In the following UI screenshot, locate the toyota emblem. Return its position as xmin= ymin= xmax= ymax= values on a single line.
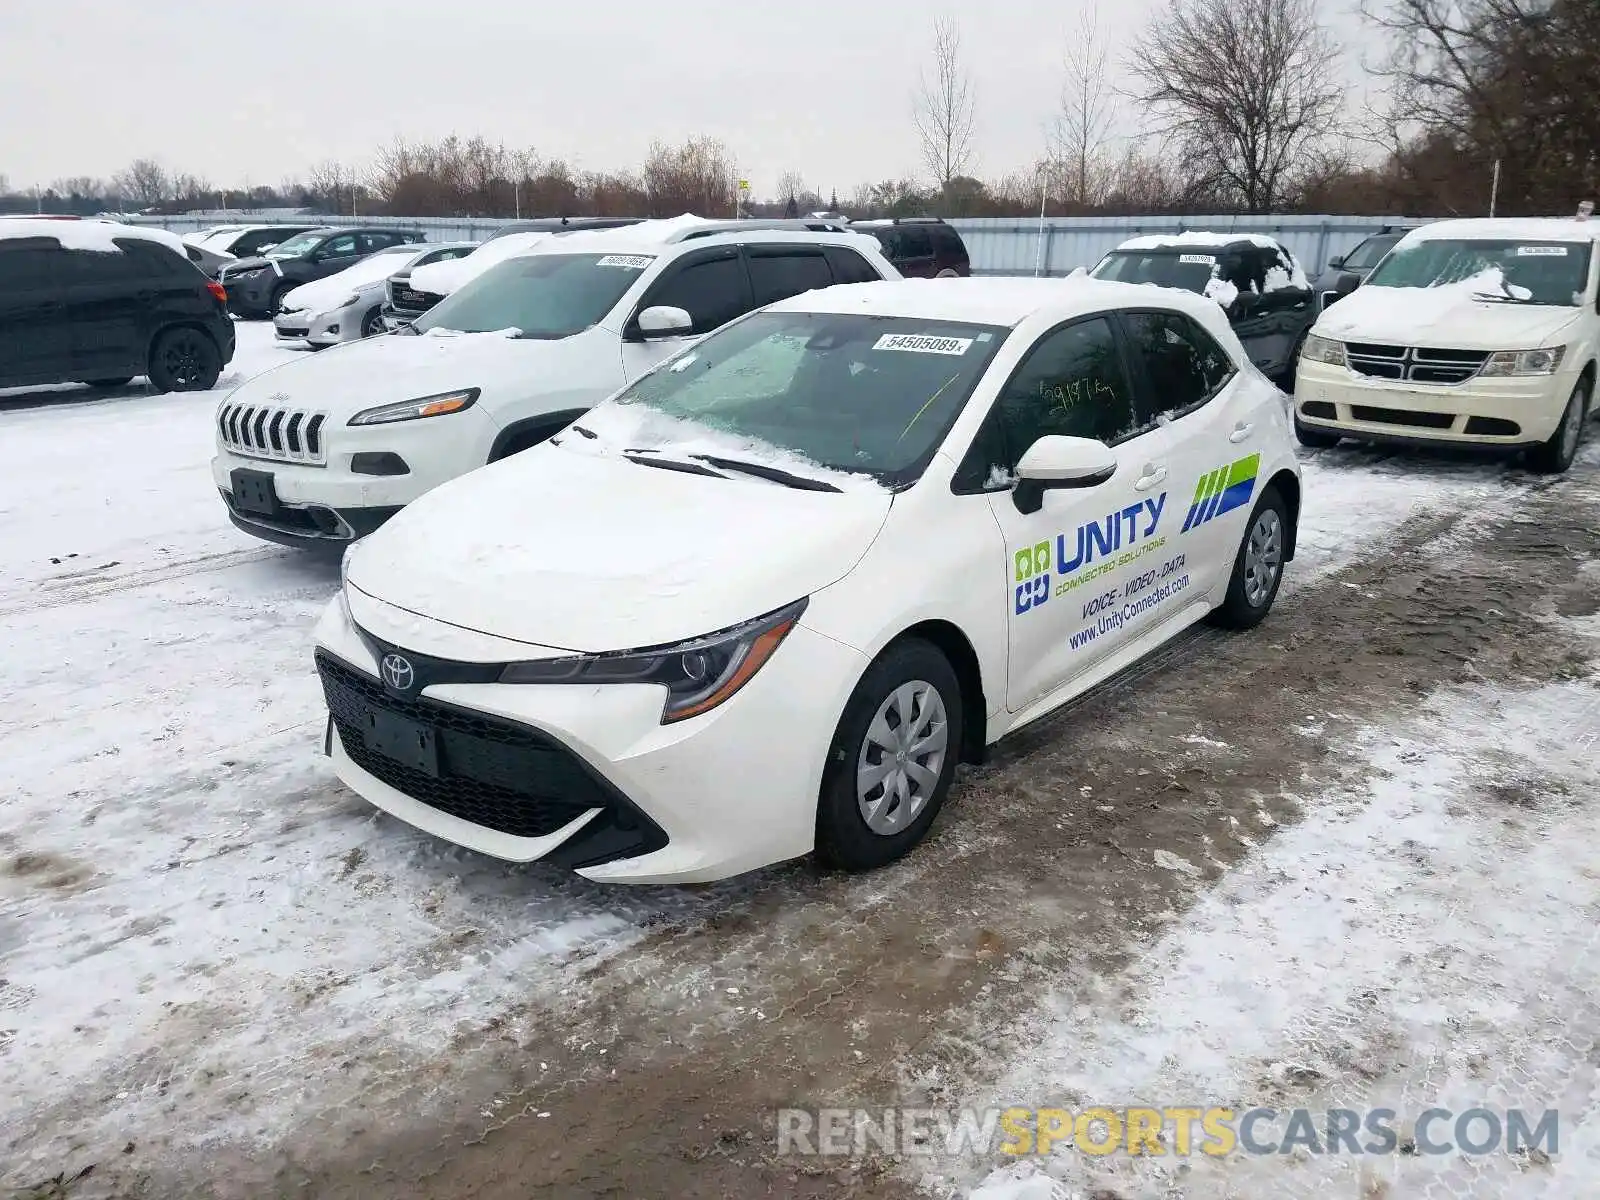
xmin=380 ymin=653 xmax=415 ymax=692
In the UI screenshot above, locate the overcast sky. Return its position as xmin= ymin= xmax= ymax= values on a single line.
xmin=0 ymin=0 xmax=1373 ymax=198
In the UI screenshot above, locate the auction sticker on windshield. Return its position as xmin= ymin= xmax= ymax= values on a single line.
xmin=873 ymin=334 xmax=973 ymax=355
xmin=596 ymin=255 xmax=655 ymax=269
xmin=1179 ymin=254 xmax=1217 ymax=265
xmin=1515 ymin=246 xmax=1569 ymax=256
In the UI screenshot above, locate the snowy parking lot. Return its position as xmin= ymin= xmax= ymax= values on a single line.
xmin=4 ymin=322 xmax=1599 ymax=1199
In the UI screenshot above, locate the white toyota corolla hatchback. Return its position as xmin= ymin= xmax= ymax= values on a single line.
xmin=315 ymin=277 xmax=1303 ymax=884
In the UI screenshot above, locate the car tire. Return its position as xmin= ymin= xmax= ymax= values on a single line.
xmin=360 ymin=307 xmax=386 ymax=338
xmin=936 ymin=268 xmax=960 ymax=278
xmin=147 ymin=328 xmax=222 ymax=393
xmin=268 ymin=282 xmax=294 ymax=315
xmin=1525 ymin=379 xmax=1589 ymax=475
xmin=815 ymin=638 xmax=963 ymax=872
xmin=1207 ymin=484 xmax=1289 ymax=631
xmin=1293 ymin=413 xmax=1341 ymax=449
xmin=85 ymin=377 xmax=133 ymax=388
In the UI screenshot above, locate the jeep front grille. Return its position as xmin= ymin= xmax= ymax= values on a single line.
xmin=217 ymin=402 xmax=328 ymax=465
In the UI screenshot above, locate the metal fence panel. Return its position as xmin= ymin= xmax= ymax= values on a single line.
xmin=129 ymin=212 xmax=1418 ymax=276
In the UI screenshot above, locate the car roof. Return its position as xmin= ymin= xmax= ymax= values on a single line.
xmin=1402 ymin=217 xmax=1600 ymax=245
xmin=1113 ymin=231 xmax=1286 ymax=253
xmin=762 ymin=275 xmax=1230 ymax=329
xmin=528 ymin=221 xmax=884 ymax=259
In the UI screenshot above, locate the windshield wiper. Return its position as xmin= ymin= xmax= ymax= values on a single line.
xmin=688 ymin=454 xmax=843 ymax=492
xmin=623 ymin=453 xmax=727 ymax=479
xmin=1471 ymin=292 xmax=1538 ymax=305
xmin=571 ymin=424 xmax=598 ymax=439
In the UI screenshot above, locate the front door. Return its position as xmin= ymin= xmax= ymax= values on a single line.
xmin=619 ymin=247 xmax=752 ymax=382
xmin=60 ymin=245 xmax=146 ymax=379
xmin=308 ymin=232 xmax=361 ymax=280
xmin=956 ymin=313 xmax=1176 ymax=711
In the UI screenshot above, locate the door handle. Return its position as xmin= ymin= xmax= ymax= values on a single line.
xmin=1229 ymin=422 xmax=1255 ymax=443
xmin=1134 ymin=464 xmax=1167 ymax=491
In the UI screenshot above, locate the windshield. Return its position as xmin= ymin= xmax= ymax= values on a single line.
xmin=264 ymin=232 xmax=325 ymax=259
xmin=1090 ymin=250 xmax=1225 ymax=295
xmin=1343 ymin=234 xmax=1401 ymax=271
xmin=413 ymin=252 xmax=651 ymax=338
xmin=602 ymin=311 xmax=1009 ymax=486
xmin=1365 ymin=238 xmax=1593 ymax=306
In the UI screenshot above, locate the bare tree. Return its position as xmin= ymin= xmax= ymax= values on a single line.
xmin=1051 ymin=10 xmax=1119 ymax=207
xmin=111 ymin=158 xmax=171 ymax=209
xmin=912 ymin=18 xmax=977 ymax=187
xmin=641 ymin=136 xmax=736 ymax=216
xmin=1128 ymin=0 xmax=1346 ymax=212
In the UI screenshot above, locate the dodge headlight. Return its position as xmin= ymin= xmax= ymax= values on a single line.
xmin=348 ymin=388 xmax=480 ymax=426
xmin=498 ymin=599 xmax=807 ymax=724
xmin=1301 ymin=333 xmax=1346 ymax=366
xmin=1479 ymin=346 xmax=1566 ymax=377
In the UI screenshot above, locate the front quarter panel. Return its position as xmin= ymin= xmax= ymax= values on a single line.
xmin=802 ymin=453 xmax=1009 ymax=731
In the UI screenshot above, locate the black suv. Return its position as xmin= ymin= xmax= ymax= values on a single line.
xmin=220 ymin=226 xmax=426 ymax=318
xmin=1312 ymin=225 xmax=1420 ymax=310
xmin=0 ymin=227 xmax=235 ymax=393
xmin=383 ymin=217 xmax=643 ymax=326
xmin=847 ymin=217 xmax=970 ymax=277
xmin=1089 ymin=235 xmax=1317 ymax=384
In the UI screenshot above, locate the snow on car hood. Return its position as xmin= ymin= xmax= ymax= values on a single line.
xmin=280 ymin=253 xmax=417 ymax=313
xmin=409 ymin=233 xmax=553 ymax=296
xmin=219 ymin=325 xmax=582 ymax=419
xmin=345 ymin=437 xmax=894 ymax=653
xmin=1317 ymin=269 xmax=1581 ymax=348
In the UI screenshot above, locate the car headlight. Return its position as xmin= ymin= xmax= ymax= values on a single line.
xmin=340 ymin=292 xmax=361 ymax=308
xmin=498 ymin=598 xmax=807 ymax=724
xmin=347 ymin=388 xmax=481 ymax=426
xmin=1301 ymin=333 xmax=1346 ymax=366
xmin=1479 ymin=346 xmax=1566 ymax=377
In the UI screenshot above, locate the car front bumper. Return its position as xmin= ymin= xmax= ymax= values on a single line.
xmin=274 ymin=306 xmax=361 ymax=346
xmin=1294 ymin=357 xmax=1575 ymax=447
xmin=211 ymin=402 xmax=502 ymax=547
xmin=312 ymin=588 xmax=868 ymax=884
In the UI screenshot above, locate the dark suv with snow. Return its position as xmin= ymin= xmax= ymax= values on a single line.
xmin=219 ymin=226 xmax=426 ymax=318
xmin=0 ymin=226 xmax=235 ymax=394
xmin=847 ymin=217 xmax=970 ymax=277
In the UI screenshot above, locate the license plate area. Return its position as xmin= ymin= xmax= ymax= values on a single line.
xmin=230 ymin=467 xmax=279 ymax=515
xmin=363 ymin=708 xmax=440 ymax=777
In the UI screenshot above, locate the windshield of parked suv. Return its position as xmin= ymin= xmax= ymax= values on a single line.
xmin=601 ymin=311 xmax=1009 ymax=486
xmin=412 ymin=252 xmax=652 ymax=338
xmin=1364 ymin=238 xmax=1593 ymax=306
xmin=1090 ymin=249 xmax=1229 ymax=295
xmin=1342 ymin=234 xmax=1401 ymax=271
xmin=264 ymin=232 xmax=325 ymax=259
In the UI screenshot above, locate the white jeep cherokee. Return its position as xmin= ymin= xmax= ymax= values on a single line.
xmin=211 ymin=217 xmax=899 ymax=548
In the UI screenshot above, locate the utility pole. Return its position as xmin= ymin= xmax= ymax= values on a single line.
xmin=1489 ymin=159 xmax=1501 ymax=218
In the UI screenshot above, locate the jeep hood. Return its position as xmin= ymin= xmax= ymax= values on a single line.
xmin=344 ymin=440 xmax=893 ymax=653
xmin=219 ymin=327 xmax=612 ymax=420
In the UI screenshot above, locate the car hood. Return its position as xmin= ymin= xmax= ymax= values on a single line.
xmin=345 ymin=442 xmax=893 ymax=653
xmin=222 ymin=255 xmax=274 ymax=274
xmin=220 ymin=327 xmax=601 ymax=419
xmin=1316 ymin=286 xmax=1581 ymax=348
xmin=281 ymin=276 xmax=383 ymax=314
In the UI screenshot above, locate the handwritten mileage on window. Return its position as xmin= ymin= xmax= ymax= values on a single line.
xmin=1040 ymin=377 xmax=1116 ymax=417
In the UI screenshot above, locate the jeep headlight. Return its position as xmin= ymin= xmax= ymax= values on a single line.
xmin=347 ymin=388 xmax=480 ymax=426
xmin=1479 ymin=346 xmax=1566 ymax=377
xmin=1301 ymin=333 xmax=1346 ymax=367
xmin=498 ymin=599 xmax=806 ymax=724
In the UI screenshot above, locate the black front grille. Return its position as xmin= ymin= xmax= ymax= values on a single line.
xmin=1300 ymin=400 xmax=1337 ymax=419
xmin=316 ymin=651 xmax=608 ymax=839
xmin=1464 ymin=415 xmax=1522 ymax=437
xmin=1345 ymin=344 xmax=1489 ymax=385
xmin=388 ymin=280 xmax=443 ymax=312
xmin=1351 ymin=405 xmax=1456 ymax=429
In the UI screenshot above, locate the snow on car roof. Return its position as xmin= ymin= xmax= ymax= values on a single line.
xmin=1115 ymin=230 xmax=1288 ymax=252
xmin=1402 ymin=217 xmax=1600 ymax=244
xmin=0 ymin=218 xmax=189 ymax=256
xmin=764 ymin=275 xmax=1230 ymax=329
xmin=530 ymin=215 xmax=881 ymax=258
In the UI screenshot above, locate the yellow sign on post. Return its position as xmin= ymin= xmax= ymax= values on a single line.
xmin=738 ymin=179 xmax=750 ymax=190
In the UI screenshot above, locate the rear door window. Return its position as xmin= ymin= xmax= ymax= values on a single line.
xmin=825 ymin=247 xmax=882 ymax=284
xmin=746 ymin=248 xmax=833 ymax=307
xmin=895 ymin=226 xmax=934 ymax=259
xmin=1121 ymin=310 xmax=1236 ymax=427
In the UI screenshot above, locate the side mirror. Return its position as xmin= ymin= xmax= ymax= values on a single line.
xmin=1333 ymin=271 xmax=1361 ymax=297
xmin=1012 ymin=435 xmax=1118 ymax=514
xmin=636 ymin=305 xmax=693 ymax=339
xmin=1327 ymin=254 xmax=1346 ymax=270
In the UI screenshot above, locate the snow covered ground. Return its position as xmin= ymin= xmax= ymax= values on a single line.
xmin=2 ymin=325 xmax=1596 ymax=1196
